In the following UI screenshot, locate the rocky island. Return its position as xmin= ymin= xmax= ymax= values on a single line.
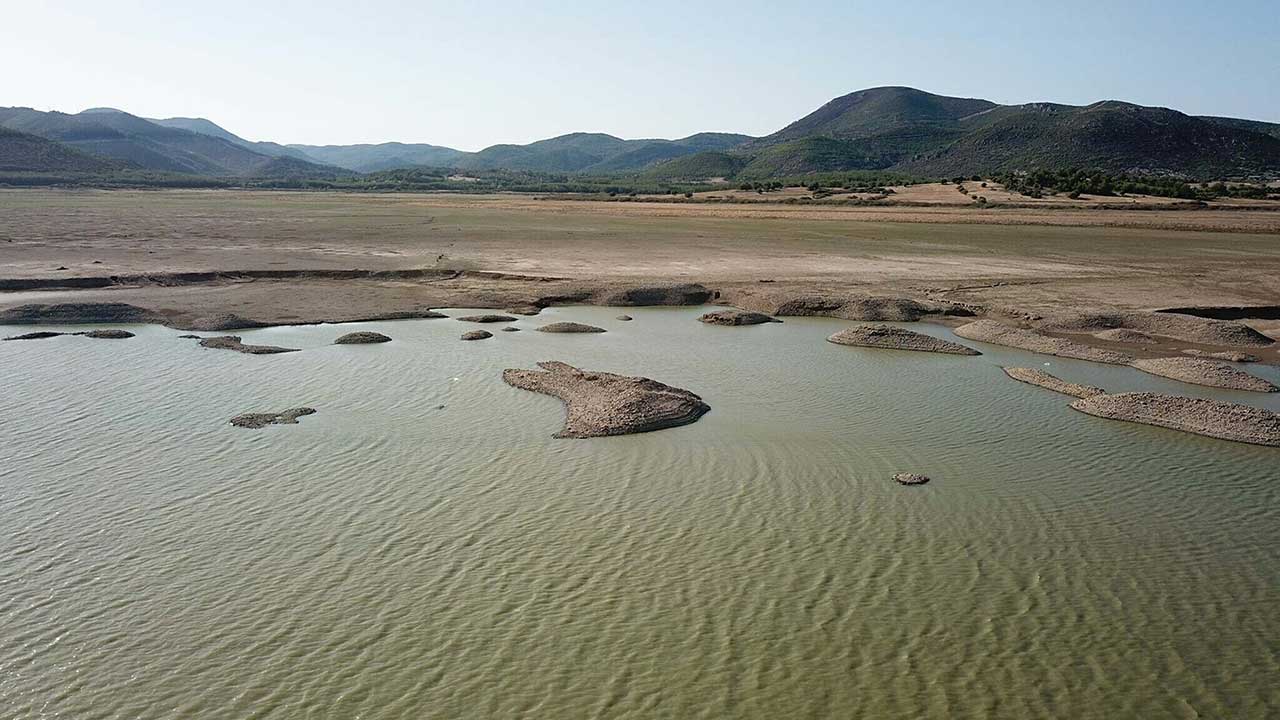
xmin=828 ymin=325 xmax=980 ymax=355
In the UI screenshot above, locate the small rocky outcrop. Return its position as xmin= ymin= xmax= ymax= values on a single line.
xmin=697 ymin=310 xmax=781 ymax=326
xmin=1002 ymin=367 xmax=1106 ymax=399
xmin=954 ymin=320 xmax=1134 ymax=365
xmin=461 ymin=330 xmax=493 ymax=341
xmin=1093 ymin=328 xmax=1158 ymax=344
xmin=3 ymin=331 xmax=67 ymax=341
xmin=502 ymin=361 xmax=710 ymax=438
xmin=457 ymin=314 xmax=517 ymax=323
xmin=1071 ymin=392 xmax=1280 ymax=446
xmin=536 ymin=322 xmax=606 ymax=333
xmin=616 ymin=315 xmax=633 ymax=321
xmin=1129 ymin=357 xmax=1277 ymax=392
xmin=334 ymin=331 xmax=392 ymax=344
xmin=0 ymin=302 xmax=158 ymax=325
xmin=1182 ymin=348 xmax=1259 ymax=363
xmin=177 ymin=334 xmax=202 ymax=339
xmin=594 ymin=283 xmax=712 ymax=306
xmin=82 ymin=329 xmax=135 ymax=339
xmin=197 ymin=336 xmax=300 ymax=355
xmin=893 ymin=473 xmax=931 ymax=485
xmin=230 ymin=407 xmax=317 ymax=429
xmin=827 ymin=325 xmax=979 ymax=355
xmin=184 ymin=313 xmax=268 ymax=331
xmin=501 ymin=326 xmax=521 ymax=332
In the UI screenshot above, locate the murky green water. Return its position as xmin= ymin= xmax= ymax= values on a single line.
xmin=2 ymin=306 xmax=1278 ymax=719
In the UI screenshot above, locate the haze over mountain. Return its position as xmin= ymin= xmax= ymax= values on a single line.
xmin=3 ymin=87 xmax=1279 ymax=181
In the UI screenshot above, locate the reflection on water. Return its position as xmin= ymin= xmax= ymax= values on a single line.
xmin=2 ymin=306 xmax=1277 ymax=719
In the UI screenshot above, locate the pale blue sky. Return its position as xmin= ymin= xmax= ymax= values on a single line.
xmin=4 ymin=1 xmax=1277 ymax=149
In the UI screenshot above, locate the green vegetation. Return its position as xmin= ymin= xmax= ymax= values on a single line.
xmin=994 ymin=169 xmax=1276 ymax=201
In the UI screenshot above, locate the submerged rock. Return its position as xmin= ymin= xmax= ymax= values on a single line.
xmin=501 ymin=326 xmax=521 ymax=332
xmin=536 ymin=322 xmax=606 ymax=333
xmin=1002 ymin=367 xmax=1106 ymax=399
xmin=461 ymin=330 xmax=493 ymax=341
xmin=334 ymin=331 xmax=392 ymax=344
xmin=230 ymin=407 xmax=317 ymax=429
xmin=1129 ymin=357 xmax=1277 ymax=392
xmin=177 ymin=334 xmax=202 ymax=339
xmin=82 ymin=329 xmax=134 ymax=339
xmin=457 ymin=314 xmax=517 ymax=323
xmin=893 ymin=473 xmax=931 ymax=485
xmin=3 ymin=331 xmax=67 ymax=341
xmin=616 ymin=315 xmax=633 ymax=321
xmin=828 ymin=325 xmax=979 ymax=355
xmin=1071 ymin=392 xmax=1280 ymax=446
xmin=954 ymin=320 xmax=1134 ymax=365
xmin=698 ymin=309 xmax=781 ymax=326
xmin=502 ymin=361 xmax=710 ymax=438
xmin=198 ymin=335 xmax=300 ymax=355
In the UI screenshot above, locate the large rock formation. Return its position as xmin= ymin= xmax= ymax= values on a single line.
xmin=1129 ymin=357 xmax=1278 ymax=392
xmin=827 ymin=325 xmax=979 ymax=355
xmin=502 ymin=361 xmax=710 ymax=438
xmin=1071 ymin=393 xmax=1280 ymax=446
xmin=1002 ymin=367 xmax=1106 ymax=399
xmin=697 ymin=310 xmax=781 ymax=326
xmin=230 ymin=407 xmax=317 ymax=429
xmin=536 ymin=322 xmax=607 ymax=333
xmin=954 ymin=320 xmax=1134 ymax=364
xmin=197 ymin=336 xmax=300 ymax=355
xmin=334 ymin=331 xmax=392 ymax=344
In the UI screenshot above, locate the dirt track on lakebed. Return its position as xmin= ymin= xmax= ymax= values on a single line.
xmin=1 ymin=189 xmax=1278 ymax=362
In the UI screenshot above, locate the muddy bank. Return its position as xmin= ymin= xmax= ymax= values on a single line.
xmin=1042 ymin=310 xmax=1274 ymax=348
xmin=536 ymin=322 xmax=606 ymax=333
xmin=723 ymin=288 xmax=971 ymax=322
xmin=1071 ymin=393 xmax=1280 ymax=446
xmin=1129 ymin=357 xmax=1277 ymax=392
xmin=698 ymin=310 xmax=781 ymax=326
xmin=230 ymin=407 xmax=317 ymax=429
xmin=1183 ymin=349 xmax=1259 ymax=363
xmin=198 ymin=336 xmax=300 ymax=355
xmin=955 ymin=320 xmax=1135 ymax=364
xmin=827 ymin=325 xmax=979 ymax=355
xmin=1002 ymin=367 xmax=1106 ymax=399
xmin=502 ymin=361 xmax=710 ymax=438
xmin=1093 ymin=328 xmax=1159 ymax=344
xmin=334 ymin=331 xmax=392 ymax=344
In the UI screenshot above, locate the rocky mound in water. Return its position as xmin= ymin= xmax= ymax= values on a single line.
xmin=502 ymin=361 xmax=710 ymax=438
xmin=594 ymin=283 xmax=712 ymax=306
xmin=1093 ymin=328 xmax=1158 ymax=344
xmin=457 ymin=314 xmax=516 ymax=323
xmin=230 ymin=407 xmax=317 ymax=429
xmin=0 ymin=302 xmax=159 ymax=325
xmin=537 ymin=322 xmax=607 ymax=333
xmin=461 ymin=330 xmax=493 ymax=341
xmin=1043 ymin=311 xmax=1274 ymax=348
xmin=827 ymin=325 xmax=980 ymax=355
xmin=4 ymin=329 xmax=136 ymax=341
xmin=730 ymin=291 xmax=955 ymax=322
xmin=197 ymin=336 xmax=300 ymax=355
xmin=1129 ymin=357 xmax=1277 ymax=392
xmin=954 ymin=320 xmax=1134 ymax=364
xmin=1182 ymin=349 xmax=1259 ymax=363
xmin=501 ymin=326 xmax=521 ymax=332
xmin=616 ymin=315 xmax=633 ymax=321
xmin=1002 ymin=367 xmax=1106 ymax=399
xmin=893 ymin=473 xmax=930 ymax=485
xmin=185 ymin=313 xmax=267 ymax=331
xmin=334 ymin=331 xmax=392 ymax=344
xmin=698 ymin=310 xmax=781 ymax=326
xmin=1071 ymin=392 xmax=1280 ymax=446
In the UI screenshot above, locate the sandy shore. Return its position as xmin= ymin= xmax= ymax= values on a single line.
xmin=1071 ymin=393 xmax=1280 ymax=446
xmin=1 ymin=189 xmax=1277 ymax=364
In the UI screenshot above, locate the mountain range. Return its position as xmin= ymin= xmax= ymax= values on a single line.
xmin=3 ymin=87 xmax=1279 ymax=181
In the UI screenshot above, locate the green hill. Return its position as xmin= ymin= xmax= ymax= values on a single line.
xmin=0 ymin=126 xmax=121 ymax=173
xmin=286 ymin=142 xmax=467 ymax=172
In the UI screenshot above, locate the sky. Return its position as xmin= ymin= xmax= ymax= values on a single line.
xmin=3 ymin=1 xmax=1277 ymax=150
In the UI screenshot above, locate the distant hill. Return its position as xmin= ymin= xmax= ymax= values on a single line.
xmin=650 ymin=87 xmax=1280 ymax=180
xmin=290 ymin=142 xmax=468 ymax=172
xmin=450 ymin=131 xmax=751 ymax=173
xmin=0 ymin=126 xmax=121 ymax=173
xmin=0 ymin=107 xmax=343 ymax=177
xmin=150 ymin=117 xmax=319 ymax=162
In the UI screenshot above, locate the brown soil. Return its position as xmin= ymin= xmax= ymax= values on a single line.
xmin=1093 ymin=328 xmax=1158 ymax=344
xmin=1182 ymin=349 xmax=1259 ymax=363
xmin=1002 ymin=367 xmax=1106 ymax=399
xmin=827 ymin=325 xmax=980 ymax=355
xmin=1129 ymin=357 xmax=1278 ymax=392
xmin=502 ymin=361 xmax=710 ymax=438
xmin=1070 ymin=393 xmax=1280 ymax=446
